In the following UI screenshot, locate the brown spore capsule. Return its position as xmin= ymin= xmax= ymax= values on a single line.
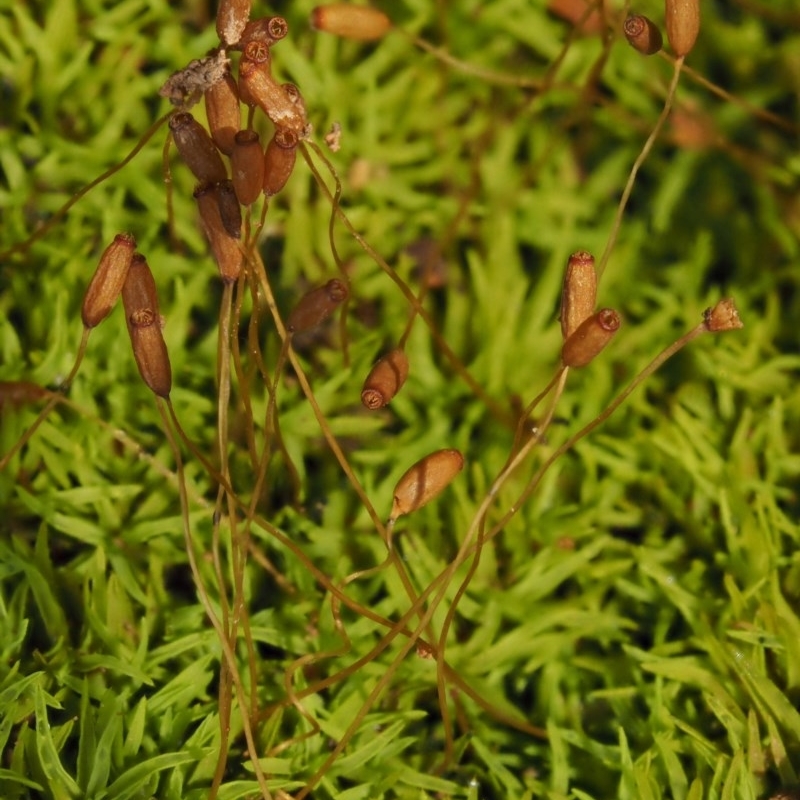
xmin=121 ymin=254 xmax=158 ymax=316
xmin=236 ymin=42 xmax=272 ymax=108
xmin=561 ymin=308 xmax=621 ymax=368
xmin=703 ymin=298 xmax=743 ymax=332
xmin=560 ymin=250 xmax=597 ymax=341
xmin=241 ymin=15 xmax=289 ymax=48
xmin=216 ymin=0 xmax=251 ymax=47
xmin=81 ymin=232 xmax=137 ymax=329
xmin=215 ymin=179 xmax=242 ymax=239
xmin=0 ymin=381 xmax=48 ymax=407
xmin=287 ymin=279 xmax=349 ymax=333
xmin=623 ymin=14 xmax=663 ymax=55
xmin=169 ymin=112 xmax=228 ymax=184
xmin=204 ymin=69 xmax=241 ymax=156
xmin=547 ymin=0 xmax=604 ymax=35
xmin=311 ymin=4 xmax=392 ymax=41
xmin=194 ymin=182 xmax=243 ymax=283
xmin=122 ymin=255 xmax=172 ymax=398
xmin=231 ymin=129 xmax=265 ymax=206
xmin=390 ymin=449 xmax=464 ymax=521
xmin=238 ymin=59 xmax=305 ymax=133
xmin=263 ymin=128 xmax=298 ymax=196
xmin=361 ymin=348 xmax=409 ymax=409
xmin=665 ymin=0 xmax=700 ymax=57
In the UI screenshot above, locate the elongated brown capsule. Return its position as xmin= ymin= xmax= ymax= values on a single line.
xmin=194 ymin=183 xmax=243 ymax=283
xmin=561 ymin=308 xmax=620 ymax=368
xmin=236 ymin=43 xmax=271 ymax=108
xmin=263 ymin=128 xmax=298 ymax=196
xmin=169 ymin=112 xmax=228 ymax=184
xmin=390 ymin=449 xmax=464 ymax=521
xmin=122 ymin=255 xmax=172 ymax=398
xmin=216 ymin=0 xmax=251 ymax=46
xmin=81 ymin=232 xmax=137 ymax=328
xmin=362 ymin=348 xmax=409 ymax=409
xmin=216 ymin=179 xmax=242 ymax=239
xmin=238 ymin=59 xmax=305 ymax=133
xmin=665 ymin=0 xmax=700 ymax=57
xmin=0 ymin=380 xmax=48 ymax=407
xmin=560 ymin=250 xmax=597 ymax=340
xmin=287 ymin=279 xmax=349 ymax=333
xmin=204 ymin=69 xmax=241 ymax=156
xmin=703 ymin=298 xmax=743 ymax=332
xmin=311 ymin=4 xmax=391 ymax=41
xmin=623 ymin=14 xmax=663 ymax=55
xmin=121 ymin=254 xmax=158 ymax=314
xmin=231 ymin=130 xmax=265 ymax=206
xmin=241 ymin=16 xmax=289 ymax=48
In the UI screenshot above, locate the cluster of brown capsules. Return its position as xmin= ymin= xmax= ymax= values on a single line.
xmin=70 ymin=0 xmax=729 ymax=555
xmin=559 ymin=251 xmax=620 ymax=368
xmin=163 ymin=1 xmax=462 ymax=522
xmin=623 ymin=0 xmax=700 ymax=58
xmin=159 ymin=1 xmax=310 ymax=286
xmin=64 ymin=2 xmax=461 ymax=528
xmin=81 ymin=233 xmax=171 ymax=398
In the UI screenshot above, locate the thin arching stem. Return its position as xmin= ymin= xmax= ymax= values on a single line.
xmin=0 ymin=114 xmax=171 ymax=261
xmin=597 ymin=56 xmax=685 ymax=279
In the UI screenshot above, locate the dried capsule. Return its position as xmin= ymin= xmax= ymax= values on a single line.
xmin=81 ymin=232 xmax=136 ymax=328
xmin=121 ymin=254 xmax=158 ymax=313
xmin=0 ymin=380 xmax=48 ymax=407
xmin=216 ymin=179 xmax=243 ymax=239
xmin=287 ymin=279 xmax=349 ymax=333
xmin=236 ymin=44 xmax=271 ymax=108
xmin=238 ymin=58 xmax=305 ymax=133
xmin=547 ymin=0 xmax=604 ymax=35
xmin=703 ymin=298 xmax=743 ymax=332
xmin=194 ymin=182 xmax=243 ymax=283
xmin=623 ymin=14 xmax=663 ymax=55
xmin=390 ymin=449 xmax=464 ymax=521
xmin=241 ymin=15 xmax=289 ymax=48
xmin=204 ymin=68 xmax=241 ymax=156
xmin=361 ymin=348 xmax=409 ymax=409
xmin=122 ymin=255 xmax=172 ymax=398
xmin=216 ymin=0 xmax=251 ymax=47
xmin=311 ymin=4 xmax=392 ymax=41
xmin=231 ymin=130 xmax=265 ymax=206
xmin=560 ymin=250 xmax=597 ymax=341
xmin=665 ymin=0 xmax=700 ymax=57
xmin=169 ymin=112 xmax=228 ymax=184
xmin=263 ymin=128 xmax=298 ymax=196
xmin=561 ymin=308 xmax=621 ymax=368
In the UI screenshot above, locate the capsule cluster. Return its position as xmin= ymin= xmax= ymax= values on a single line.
xmin=623 ymin=1 xmax=700 ymax=59
xmin=559 ymin=251 xmax=620 ymax=368
xmin=162 ymin=3 xmax=307 ymax=283
xmin=80 ymin=233 xmax=172 ymax=398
